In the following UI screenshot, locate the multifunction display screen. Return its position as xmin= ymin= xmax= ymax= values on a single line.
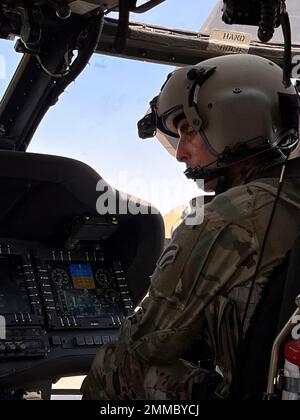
xmin=47 ymin=262 xmax=125 ymax=318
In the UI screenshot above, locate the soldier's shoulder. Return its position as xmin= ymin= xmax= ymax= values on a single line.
xmin=207 ymin=180 xmax=274 ymax=224
xmin=173 ymin=179 xmax=279 ymax=239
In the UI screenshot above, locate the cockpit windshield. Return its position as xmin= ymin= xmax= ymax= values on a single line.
xmin=129 ymin=0 xmax=218 ymax=32
xmin=25 ymin=0 xmax=219 ymax=216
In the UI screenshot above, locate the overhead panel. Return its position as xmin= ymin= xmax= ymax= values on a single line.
xmin=200 ymin=0 xmax=300 ymax=46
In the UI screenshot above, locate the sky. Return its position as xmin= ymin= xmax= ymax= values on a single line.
xmin=0 ymin=0 xmax=218 ymax=215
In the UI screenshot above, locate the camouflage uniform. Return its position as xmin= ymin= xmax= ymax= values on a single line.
xmin=81 ymin=173 xmax=300 ymax=400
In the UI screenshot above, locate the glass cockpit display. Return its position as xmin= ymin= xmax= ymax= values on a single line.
xmin=47 ymin=261 xmax=124 ymax=318
xmin=0 ymin=255 xmax=31 ymax=314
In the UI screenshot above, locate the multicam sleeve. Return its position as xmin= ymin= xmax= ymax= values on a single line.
xmin=81 ymin=197 xmax=259 ymax=400
xmin=121 ymin=202 xmax=259 ymax=365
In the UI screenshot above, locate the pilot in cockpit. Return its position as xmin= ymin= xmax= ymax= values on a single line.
xmin=81 ymin=54 xmax=300 ymax=400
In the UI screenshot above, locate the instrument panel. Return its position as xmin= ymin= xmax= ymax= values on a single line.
xmin=0 ymin=239 xmax=135 ymax=388
xmin=0 ymin=150 xmax=164 ymax=393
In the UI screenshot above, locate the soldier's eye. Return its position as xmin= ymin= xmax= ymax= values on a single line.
xmin=181 ymin=125 xmax=196 ymax=136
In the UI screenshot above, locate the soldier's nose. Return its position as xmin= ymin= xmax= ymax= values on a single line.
xmin=176 ymin=138 xmax=189 ymax=163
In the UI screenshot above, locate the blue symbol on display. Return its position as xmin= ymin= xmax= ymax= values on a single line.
xmin=69 ymin=264 xmax=93 ymax=278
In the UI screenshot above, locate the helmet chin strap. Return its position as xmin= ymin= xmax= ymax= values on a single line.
xmin=184 ymin=144 xmax=291 ymax=195
xmin=184 ymin=165 xmax=228 ymax=182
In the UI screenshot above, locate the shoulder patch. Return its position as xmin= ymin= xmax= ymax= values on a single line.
xmin=156 ymin=244 xmax=180 ymax=270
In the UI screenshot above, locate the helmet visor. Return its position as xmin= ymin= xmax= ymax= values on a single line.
xmin=160 ymin=105 xmax=184 ymax=137
xmin=156 ymin=128 xmax=178 ymax=157
xmin=137 ymin=98 xmax=180 ymax=157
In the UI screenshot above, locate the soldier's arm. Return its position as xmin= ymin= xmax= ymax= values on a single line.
xmin=121 ymin=206 xmax=258 ymax=365
xmin=81 ymin=198 xmax=259 ymax=399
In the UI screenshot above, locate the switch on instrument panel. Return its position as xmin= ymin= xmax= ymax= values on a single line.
xmin=84 ymin=336 xmax=94 ymax=346
xmin=50 ymin=336 xmax=62 ymax=346
xmin=75 ymin=336 xmax=85 ymax=347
